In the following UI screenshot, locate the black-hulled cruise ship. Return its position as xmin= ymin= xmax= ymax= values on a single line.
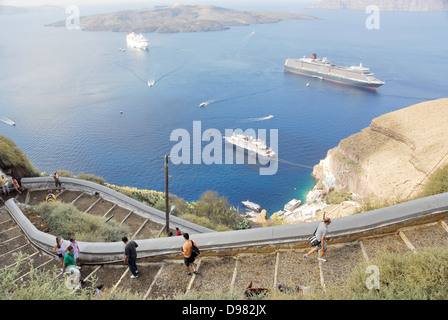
xmin=285 ymin=53 xmax=384 ymax=89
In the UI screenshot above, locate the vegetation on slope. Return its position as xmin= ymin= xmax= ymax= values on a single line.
xmin=0 ymin=135 xmax=39 ymax=179
xmin=416 ymin=163 xmax=448 ymax=198
xmin=35 ymin=201 xmax=130 ymax=242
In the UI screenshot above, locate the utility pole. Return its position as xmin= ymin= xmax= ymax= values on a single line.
xmin=164 ymin=154 xmax=170 ymax=234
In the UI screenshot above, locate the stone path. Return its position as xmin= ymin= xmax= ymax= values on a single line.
xmin=1 ymin=189 xmax=448 ymax=299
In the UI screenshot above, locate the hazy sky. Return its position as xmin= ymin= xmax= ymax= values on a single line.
xmin=1 ymin=0 xmax=319 ymax=8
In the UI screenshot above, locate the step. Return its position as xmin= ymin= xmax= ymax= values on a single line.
xmin=133 ymin=219 xmax=163 ymax=240
xmin=360 ymin=233 xmax=410 ymax=262
xmin=73 ymin=193 xmax=99 ymax=212
xmin=105 ymin=206 xmax=133 ymax=225
xmin=189 ymin=256 xmax=236 ymax=294
xmin=401 ymin=223 xmax=448 ymax=252
xmin=87 ymin=199 xmax=115 ymax=216
xmin=232 ymin=253 xmax=277 ymax=293
xmin=319 ymin=243 xmax=365 ymax=288
xmin=0 ymin=234 xmax=29 ymax=255
xmin=0 ymin=218 xmax=16 ymax=232
xmin=147 ymin=261 xmax=192 ymax=299
xmin=116 ymin=263 xmax=162 ymax=297
xmin=0 ymin=243 xmax=38 ymax=268
xmin=56 ymin=190 xmax=83 ymax=203
xmin=276 ymin=249 xmax=321 ymax=289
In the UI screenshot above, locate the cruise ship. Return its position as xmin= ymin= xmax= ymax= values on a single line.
xmin=223 ymin=133 xmax=276 ymax=158
xmin=284 ymin=53 xmax=384 ymax=89
xmin=126 ymin=32 xmax=149 ymax=50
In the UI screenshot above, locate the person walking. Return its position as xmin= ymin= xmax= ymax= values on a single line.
xmin=1 ymin=175 xmax=10 ymax=196
xmin=303 ymin=217 xmax=331 ymax=262
xmin=53 ymin=237 xmax=66 ymax=274
xmin=62 ymin=245 xmax=78 ymax=274
xmin=69 ymin=237 xmax=81 ymax=269
xmin=181 ymin=233 xmax=199 ymax=275
xmin=12 ymin=178 xmax=21 ymax=194
xmin=62 ymin=245 xmax=82 ymax=290
xmin=122 ymin=236 xmax=139 ymax=279
xmin=53 ymin=171 xmax=62 ymax=192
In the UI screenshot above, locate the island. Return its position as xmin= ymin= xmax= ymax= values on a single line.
xmin=46 ymin=4 xmax=317 ymax=33
xmin=0 ymin=5 xmax=62 ymax=14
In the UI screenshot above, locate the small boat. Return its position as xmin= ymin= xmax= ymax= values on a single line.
xmin=284 ymin=199 xmax=301 ymax=212
xmin=199 ymin=102 xmax=207 ymax=107
xmin=148 ymin=80 xmax=154 ymax=87
xmin=242 ymin=200 xmax=261 ymax=211
xmin=245 ymin=211 xmax=259 ymax=218
xmin=266 ymin=115 xmax=274 ymax=119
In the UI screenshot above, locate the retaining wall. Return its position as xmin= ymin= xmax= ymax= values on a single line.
xmin=6 ymin=178 xmax=448 ymax=264
xmin=20 ymin=177 xmax=214 ymax=235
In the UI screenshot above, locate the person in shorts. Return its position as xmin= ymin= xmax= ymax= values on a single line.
xmin=181 ymin=233 xmax=198 ymax=275
xmin=53 ymin=171 xmax=62 ymax=192
xmin=303 ymin=217 xmax=331 ymax=262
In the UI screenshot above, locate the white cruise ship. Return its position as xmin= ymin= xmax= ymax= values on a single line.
xmin=224 ymin=133 xmax=276 ymax=158
xmin=126 ymin=32 xmax=149 ymax=50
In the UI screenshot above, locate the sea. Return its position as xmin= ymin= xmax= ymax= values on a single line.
xmin=1 ymin=2 xmax=447 ymax=216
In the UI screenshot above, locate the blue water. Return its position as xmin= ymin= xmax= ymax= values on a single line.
xmin=1 ymin=5 xmax=447 ymax=215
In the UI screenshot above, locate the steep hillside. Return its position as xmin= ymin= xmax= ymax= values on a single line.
xmin=313 ymin=98 xmax=448 ymax=201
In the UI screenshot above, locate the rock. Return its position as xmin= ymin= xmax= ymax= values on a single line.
xmin=255 ymin=209 xmax=268 ymax=223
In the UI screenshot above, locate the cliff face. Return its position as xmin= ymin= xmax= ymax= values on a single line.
xmin=310 ymin=0 xmax=448 ymax=11
xmin=313 ymin=98 xmax=448 ymax=200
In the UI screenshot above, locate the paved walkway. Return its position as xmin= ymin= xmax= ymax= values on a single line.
xmin=1 ymin=189 xmax=448 ymax=299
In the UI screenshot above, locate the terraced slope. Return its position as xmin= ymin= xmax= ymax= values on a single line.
xmin=1 ymin=189 xmax=448 ymax=299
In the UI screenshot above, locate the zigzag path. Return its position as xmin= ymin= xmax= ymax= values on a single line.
xmin=1 ymin=189 xmax=448 ymax=299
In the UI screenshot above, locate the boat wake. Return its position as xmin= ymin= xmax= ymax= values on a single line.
xmin=199 ymin=99 xmax=215 ymax=107
xmin=277 ymin=157 xmax=313 ymax=169
xmin=113 ymin=61 xmax=147 ymax=85
xmin=0 ymin=117 xmax=15 ymax=126
xmin=240 ymin=115 xmax=274 ymax=122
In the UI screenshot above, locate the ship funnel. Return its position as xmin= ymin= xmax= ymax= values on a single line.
xmin=311 ymin=53 xmax=316 ymax=59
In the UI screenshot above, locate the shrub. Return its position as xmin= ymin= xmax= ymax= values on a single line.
xmin=35 ymin=201 xmax=130 ymax=242
xmin=0 ymin=135 xmax=40 ymax=178
xmin=77 ymin=173 xmax=105 ymax=185
xmin=190 ymin=191 xmax=244 ymax=230
xmin=416 ymin=164 xmax=448 ymax=198
xmin=333 ymin=244 xmax=448 ymax=300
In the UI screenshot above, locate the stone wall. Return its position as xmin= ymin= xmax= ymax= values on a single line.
xmin=6 ymin=187 xmax=448 ymax=263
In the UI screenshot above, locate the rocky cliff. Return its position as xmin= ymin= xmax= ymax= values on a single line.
xmin=312 ymin=98 xmax=448 ymax=201
xmin=309 ymin=0 xmax=448 ymax=11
